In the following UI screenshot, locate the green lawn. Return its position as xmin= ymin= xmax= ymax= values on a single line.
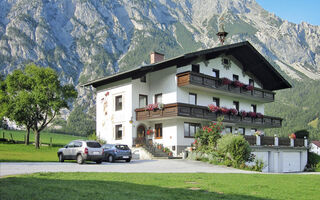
xmin=0 ymin=173 xmax=319 ymax=200
xmin=0 ymin=130 xmax=87 ymax=162
xmin=0 ymin=129 xmax=86 ymax=146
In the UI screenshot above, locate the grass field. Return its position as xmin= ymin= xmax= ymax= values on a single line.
xmin=0 ymin=173 xmax=319 ymax=200
xmin=0 ymin=129 xmax=86 ymax=146
xmin=0 ymin=130 xmax=87 ymax=162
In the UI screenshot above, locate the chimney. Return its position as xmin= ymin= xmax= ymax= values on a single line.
xmin=150 ymin=52 xmax=164 ymax=64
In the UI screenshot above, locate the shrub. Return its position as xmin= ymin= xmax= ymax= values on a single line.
xmin=195 ymin=117 xmax=224 ymax=152
xmin=307 ymin=152 xmax=320 ymax=170
xmin=251 ymin=159 xmax=265 ymax=172
xmin=216 ymin=134 xmax=251 ymax=166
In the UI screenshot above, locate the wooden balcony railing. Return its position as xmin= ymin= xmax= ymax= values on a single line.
xmin=177 ymin=71 xmax=275 ymax=102
xmin=244 ymin=135 xmax=305 ymax=147
xmin=135 ymin=103 xmax=282 ymax=128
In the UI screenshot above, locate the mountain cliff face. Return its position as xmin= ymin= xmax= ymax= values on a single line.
xmin=1 ymin=0 xmax=319 ymax=83
xmin=0 ymin=0 xmax=319 ymax=137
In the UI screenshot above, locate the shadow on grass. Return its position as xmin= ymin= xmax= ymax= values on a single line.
xmin=0 ymin=175 xmax=270 ymax=200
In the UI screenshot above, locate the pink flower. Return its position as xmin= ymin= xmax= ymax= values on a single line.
xmin=208 ymin=104 xmax=220 ymax=112
xmin=222 ymin=78 xmax=232 ymax=85
xmin=246 ymin=85 xmax=254 ymax=91
xmin=248 ymin=111 xmax=257 ymax=118
xmin=233 ymin=80 xmax=245 ymax=88
xmin=239 ymin=110 xmax=247 ymax=117
xmin=256 ymin=112 xmax=264 ymax=118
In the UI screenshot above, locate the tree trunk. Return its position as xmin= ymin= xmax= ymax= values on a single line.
xmin=25 ymin=127 xmax=30 ymax=145
xmin=35 ymin=130 xmax=40 ymax=149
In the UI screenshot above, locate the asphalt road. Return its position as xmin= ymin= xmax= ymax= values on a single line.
xmin=0 ymin=159 xmax=256 ymax=177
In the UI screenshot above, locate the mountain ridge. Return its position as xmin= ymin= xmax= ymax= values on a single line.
xmin=0 ymin=0 xmax=319 ymax=138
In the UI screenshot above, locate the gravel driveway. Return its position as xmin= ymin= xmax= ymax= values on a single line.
xmin=0 ymin=159 xmax=256 ymax=177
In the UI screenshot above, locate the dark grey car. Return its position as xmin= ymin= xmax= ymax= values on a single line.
xmin=102 ymin=144 xmax=132 ymax=162
xmin=57 ymin=140 xmax=104 ymax=164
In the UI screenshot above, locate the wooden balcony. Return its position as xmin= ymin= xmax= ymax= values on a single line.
xmin=135 ymin=103 xmax=282 ymax=128
xmin=177 ymin=71 xmax=275 ymax=103
xmin=244 ymin=135 xmax=305 ymax=147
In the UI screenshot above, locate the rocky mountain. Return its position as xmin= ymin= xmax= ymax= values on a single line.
xmin=0 ymin=0 xmax=319 ymax=137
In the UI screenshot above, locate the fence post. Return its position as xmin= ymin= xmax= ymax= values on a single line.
xmin=274 ymin=134 xmax=278 ymax=146
xmin=304 ymin=136 xmax=308 ymax=148
xmin=256 ymin=135 xmax=261 ymax=146
xmin=50 ymin=137 xmax=52 ymax=147
xmin=290 ymin=138 xmax=294 ymax=147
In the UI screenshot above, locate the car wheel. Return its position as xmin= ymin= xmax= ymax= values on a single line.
xmin=58 ymin=153 xmax=64 ymax=162
xmin=77 ymin=154 xmax=84 ymax=164
xmin=108 ymin=155 xmax=114 ymax=163
xmin=125 ymin=158 xmax=131 ymax=163
xmin=96 ymin=160 xmax=102 ymax=164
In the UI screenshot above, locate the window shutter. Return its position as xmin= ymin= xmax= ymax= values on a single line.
xmin=112 ymin=126 xmax=115 ymax=140
xmin=122 ymin=95 xmax=125 ymax=110
xmin=122 ymin=125 xmax=125 ymax=138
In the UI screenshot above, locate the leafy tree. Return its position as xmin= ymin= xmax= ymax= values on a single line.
xmin=66 ymin=106 xmax=96 ymax=136
xmin=2 ymin=64 xmax=77 ymax=148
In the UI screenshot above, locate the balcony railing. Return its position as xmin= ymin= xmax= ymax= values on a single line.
xmin=244 ymin=135 xmax=306 ymax=147
xmin=135 ymin=103 xmax=282 ymax=128
xmin=177 ymin=71 xmax=275 ymax=102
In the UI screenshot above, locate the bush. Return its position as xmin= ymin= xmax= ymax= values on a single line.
xmin=195 ymin=117 xmax=224 ymax=153
xmin=307 ymin=152 xmax=320 ymax=171
xmin=217 ymin=134 xmax=251 ymax=166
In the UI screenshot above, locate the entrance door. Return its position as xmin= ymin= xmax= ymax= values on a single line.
xmin=136 ymin=125 xmax=146 ymax=145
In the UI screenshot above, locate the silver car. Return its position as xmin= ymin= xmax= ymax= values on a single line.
xmin=57 ymin=140 xmax=104 ymax=164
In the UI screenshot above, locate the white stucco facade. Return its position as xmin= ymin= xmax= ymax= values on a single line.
xmin=310 ymin=142 xmax=320 ymax=155
xmin=89 ymin=42 xmax=308 ymax=172
xmin=95 ymin=56 xmax=273 ymax=155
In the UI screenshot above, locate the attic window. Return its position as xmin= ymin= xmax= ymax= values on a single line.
xmin=221 ymin=57 xmax=231 ymax=70
xmin=192 ymin=64 xmax=200 ymax=73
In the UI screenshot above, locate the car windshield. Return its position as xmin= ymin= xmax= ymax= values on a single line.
xmin=86 ymin=142 xmax=101 ymax=148
xmin=102 ymin=144 xmax=112 ymax=149
xmin=115 ymin=145 xmax=129 ymax=150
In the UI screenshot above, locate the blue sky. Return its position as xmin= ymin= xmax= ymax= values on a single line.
xmin=256 ymin=0 xmax=320 ymax=25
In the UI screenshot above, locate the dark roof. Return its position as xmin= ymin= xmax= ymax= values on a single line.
xmin=83 ymin=41 xmax=291 ymax=90
xmin=312 ymin=141 xmax=320 ymax=147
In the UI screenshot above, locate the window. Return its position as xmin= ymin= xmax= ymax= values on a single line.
xmin=184 ymin=122 xmax=200 ymax=138
xmin=74 ymin=142 xmax=82 ymax=147
xmin=212 ymin=69 xmax=220 ymax=78
xmin=155 ymin=93 xmax=162 ymax=104
xmin=155 ymin=123 xmax=162 ymax=139
xmin=251 ymin=128 xmax=257 ymax=135
xmin=233 ymin=74 xmax=239 ymax=81
xmin=139 ymin=95 xmax=148 ymax=107
xmin=249 ymin=79 xmax=254 ymax=87
xmin=115 ymin=95 xmax=122 ymax=111
xmin=225 ymin=126 xmax=232 ymax=133
xmin=233 ymin=101 xmax=239 ymax=111
xmin=192 ymin=64 xmax=200 ymax=73
xmin=223 ymin=58 xmax=230 ymax=65
xmin=212 ymin=97 xmax=220 ymax=107
xmin=115 ymin=125 xmax=123 ymax=140
xmin=67 ymin=142 xmax=75 ymax=148
xmin=189 ymin=93 xmax=197 ymax=105
xmin=251 ymin=104 xmax=257 ymax=113
xmin=238 ymin=127 xmax=245 ymax=135
xmin=140 ymin=75 xmax=146 ymax=83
